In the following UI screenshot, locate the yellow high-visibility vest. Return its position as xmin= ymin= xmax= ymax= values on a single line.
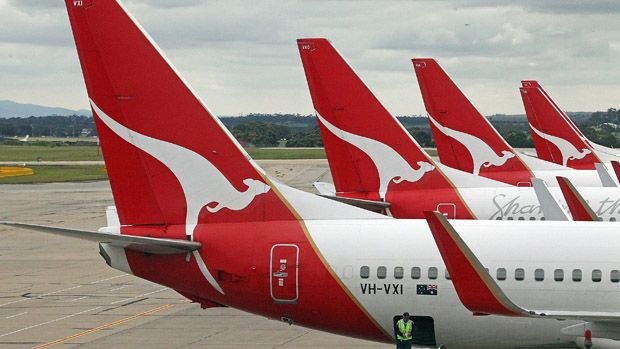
xmin=396 ymin=319 xmax=413 ymax=340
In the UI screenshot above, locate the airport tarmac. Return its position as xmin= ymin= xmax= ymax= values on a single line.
xmin=0 ymin=159 xmax=392 ymax=348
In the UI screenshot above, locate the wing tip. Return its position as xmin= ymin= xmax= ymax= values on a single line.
xmin=556 ymin=176 xmax=600 ymax=221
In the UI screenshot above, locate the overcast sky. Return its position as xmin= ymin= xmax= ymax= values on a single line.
xmin=1 ymin=0 xmax=619 ymax=116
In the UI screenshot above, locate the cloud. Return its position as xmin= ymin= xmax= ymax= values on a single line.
xmin=0 ymin=0 xmax=618 ymax=116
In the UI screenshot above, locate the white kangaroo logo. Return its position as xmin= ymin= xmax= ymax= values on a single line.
xmin=529 ymin=124 xmax=592 ymax=166
xmin=428 ymin=115 xmax=514 ymax=175
xmin=317 ymin=113 xmax=434 ymax=199
xmin=91 ymin=100 xmax=271 ymax=294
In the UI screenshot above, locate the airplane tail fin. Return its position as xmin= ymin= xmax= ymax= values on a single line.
xmin=412 ymin=59 xmax=532 ymax=185
xmin=65 ymin=0 xmax=298 ymax=232
xmin=520 ymin=83 xmax=598 ymax=169
xmin=297 ymin=39 xmax=476 ymax=218
xmin=521 ymin=81 xmax=588 ymax=139
xmin=297 ymin=39 xmax=442 ymax=199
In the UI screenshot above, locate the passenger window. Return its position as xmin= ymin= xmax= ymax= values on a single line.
xmin=428 ymin=267 xmax=438 ymax=280
xmin=611 ymin=270 xmax=620 ymax=283
xmin=495 ymin=217 xmax=502 ymax=220
xmin=518 ymin=217 xmax=524 ymax=220
xmin=611 ymin=217 xmax=617 ymax=222
xmin=394 ymin=267 xmax=404 ymax=279
xmin=572 ymin=269 xmax=582 ymax=282
xmin=445 ymin=270 xmax=451 ymax=280
xmin=377 ymin=266 xmax=387 ymax=279
xmin=360 ymin=266 xmax=370 ymax=279
xmin=529 ymin=217 xmax=536 ymax=220
xmin=507 ymin=217 xmax=514 ymax=220
xmin=496 ymin=268 xmax=506 ymax=281
xmin=554 ymin=269 xmax=564 ymax=282
xmin=592 ymin=269 xmax=602 ymax=282
xmin=411 ymin=267 xmax=421 ymax=279
xmin=535 ymin=269 xmax=544 ymax=281
xmin=515 ymin=268 xmax=524 ymax=281
xmin=541 ymin=217 xmax=546 ymax=221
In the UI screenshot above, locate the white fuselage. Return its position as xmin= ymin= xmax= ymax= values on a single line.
xmin=459 ymin=186 xmax=620 ymax=221
xmin=308 ymin=218 xmax=620 ymax=348
xmin=522 ymin=153 xmax=618 ymax=187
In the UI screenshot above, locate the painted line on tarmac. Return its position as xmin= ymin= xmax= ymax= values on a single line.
xmin=30 ymin=304 xmax=174 ymax=349
xmin=109 ymin=285 xmax=129 ymax=292
xmin=0 ymin=306 xmax=102 ymax=338
xmin=89 ymin=275 xmax=126 ymax=284
xmin=5 ymin=312 xmax=27 ymax=319
xmin=0 ymin=285 xmax=82 ymax=308
xmin=110 ymin=287 xmax=167 ymax=305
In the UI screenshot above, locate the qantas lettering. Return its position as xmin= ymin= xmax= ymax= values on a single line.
xmin=490 ymin=194 xmax=620 ymax=219
xmin=490 ymin=194 xmax=543 ymax=220
xmin=360 ymin=283 xmax=404 ymax=295
xmin=597 ymin=197 xmax=620 ymax=216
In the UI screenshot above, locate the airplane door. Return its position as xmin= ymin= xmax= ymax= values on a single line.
xmin=436 ymin=203 xmax=456 ymax=219
xmin=270 ymin=244 xmax=299 ymax=304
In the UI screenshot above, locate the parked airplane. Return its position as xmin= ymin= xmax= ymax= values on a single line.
xmin=3 ymin=1 xmax=620 ymax=348
xmin=0 ymin=134 xmax=29 ymax=142
xmin=413 ymin=58 xmax=616 ymax=187
xmin=297 ymin=38 xmax=620 ymax=221
xmin=520 ymin=80 xmax=620 ymax=169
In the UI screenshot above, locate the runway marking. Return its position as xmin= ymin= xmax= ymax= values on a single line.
xmin=110 ymin=287 xmax=167 ymax=305
xmin=30 ymin=304 xmax=173 ymax=349
xmin=5 ymin=312 xmax=27 ymax=319
xmin=89 ymin=275 xmax=126 ymax=284
xmin=0 ymin=306 xmax=102 ymax=338
xmin=109 ymin=285 xmax=129 ymax=292
xmin=0 ymin=285 xmax=82 ymax=308
xmin=70 ymin=296 xmax=87 ymax=302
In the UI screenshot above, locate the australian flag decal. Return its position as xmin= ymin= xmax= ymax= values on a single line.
xmin=416 ymin=284 xmax=437 ymax=296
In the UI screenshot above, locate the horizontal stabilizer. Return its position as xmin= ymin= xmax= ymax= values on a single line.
xmin=531 ymin=178 xmax=570 ymax=221
xmin=1 ymin=222 xmax=200 ymax=255
xmin=318 ymin=195 xmax=390 ymax=213
xmin=556 ymin=177 xmax=601 ymax=221
xmin=313 ymin=182 xmax=336 ymax=196
xmin=423 ymin=211 xmax=620 ymax=322
xmin=595 ymin=163 xmax=618 ymax=187
xmin=517 ymin=150 xmax=538 ymax=158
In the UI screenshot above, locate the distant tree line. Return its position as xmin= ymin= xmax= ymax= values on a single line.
xmin=1 ymin=109 xmax=618 ymax=148
xmin=0 ymin=115 xmax=96 ymax=138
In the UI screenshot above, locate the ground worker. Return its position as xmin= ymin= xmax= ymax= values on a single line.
xmin=395 ymin=312 xmax=413 ymax=349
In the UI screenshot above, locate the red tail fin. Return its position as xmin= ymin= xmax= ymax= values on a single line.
xmin=413 ymin=59 xmax=532 ymax=186
xmin=66 ymin=0 xmax=293 ymax=231
xmin=521 ymin=80 xmax=589 ymax=140
xmin=297 ymin=39 xmax=474 ymax=218
xmin=520 ymin=84 xmax=598 ymax=169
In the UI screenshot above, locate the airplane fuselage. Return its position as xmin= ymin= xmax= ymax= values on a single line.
xmin=104 ymin=219 xmax=620 ymax=348
xmin=345 ymin=185 xmax=620 ymax=221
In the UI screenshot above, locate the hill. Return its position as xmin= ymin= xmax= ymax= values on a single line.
xmin=0 ymin=100 xmax=91 ymax=118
